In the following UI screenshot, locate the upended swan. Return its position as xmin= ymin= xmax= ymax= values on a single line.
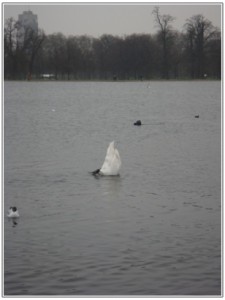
xmin=7 ymin=207 xmax=20 ymax=218
xmin=92 ymin=141 xmax=121 ymax=176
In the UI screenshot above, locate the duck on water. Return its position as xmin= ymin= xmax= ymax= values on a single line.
xmin=134 ymin=120 xmax=142 ymax=126
xmin=7 ymin=207 xmax=19 ymax=226
xmin=7 ymin=207 xmax=19 ymax=218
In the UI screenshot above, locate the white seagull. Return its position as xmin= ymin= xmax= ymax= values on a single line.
xmin=92 ymin=141 xmax=121 ymax=176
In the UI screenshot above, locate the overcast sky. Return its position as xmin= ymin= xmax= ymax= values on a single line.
xmin=4 ymin=3 xmax=221 ymax=37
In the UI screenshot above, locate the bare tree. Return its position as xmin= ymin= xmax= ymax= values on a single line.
xmin=152 ymin=6 xmax=175 ymax=79
xmin=184 ymin=14 xmax=217 ymax=78
xmin=4 ymin=17 xmax=45 ymax=79
xmin=4 ymin=18 xmax=18 ymax=78
xmin=25 ymin=29 xmax=45 ymax=79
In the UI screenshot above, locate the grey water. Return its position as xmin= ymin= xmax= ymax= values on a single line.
xmin=4 ymin=81 xmax=221 ymax=296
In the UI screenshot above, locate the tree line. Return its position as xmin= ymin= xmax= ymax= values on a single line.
xmin=4 ymin=7 xmax=221 ymax=80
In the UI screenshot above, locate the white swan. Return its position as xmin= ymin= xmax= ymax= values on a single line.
xmin=7 ymin=207 xmax=19 ymax=218
xmin=92 ymin=141 xmax=121 ymax=176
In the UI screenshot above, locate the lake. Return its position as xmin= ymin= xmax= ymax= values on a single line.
xmin=4 ymin=81 xmax=221 ymax=296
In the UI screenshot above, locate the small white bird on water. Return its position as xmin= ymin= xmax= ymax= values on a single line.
xmin=7 ymin=207 xmax=20 ymax=218
xmin=92 ymin=141 xmax=121 ymax=176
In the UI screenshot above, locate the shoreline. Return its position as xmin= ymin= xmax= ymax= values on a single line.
xmin=4 ymin=78 xmax=221 ymax=83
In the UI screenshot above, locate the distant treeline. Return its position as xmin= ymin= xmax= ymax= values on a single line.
xmin=4 ymin=8 xmax=221 ymax=80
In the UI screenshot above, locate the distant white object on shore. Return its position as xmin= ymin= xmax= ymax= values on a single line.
xmin=41 ymin=74 xmax=55 ymax=80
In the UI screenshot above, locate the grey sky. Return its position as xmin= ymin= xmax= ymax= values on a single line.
xmin=4 ymin=3 xmax=221 ymax=37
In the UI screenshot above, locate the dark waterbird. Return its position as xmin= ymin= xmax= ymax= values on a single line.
xmin=134 ymin=120 xmax=142 ymax=126
xmin=133 ymin=120 xmax=164 ymax=126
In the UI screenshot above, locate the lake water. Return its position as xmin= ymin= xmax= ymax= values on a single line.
xmin=4 ymin=81 xmax=221 ymax=296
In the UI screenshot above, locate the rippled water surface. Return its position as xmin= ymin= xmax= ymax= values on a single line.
xmin=4 ymin=81 xmax=221 ymax=296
